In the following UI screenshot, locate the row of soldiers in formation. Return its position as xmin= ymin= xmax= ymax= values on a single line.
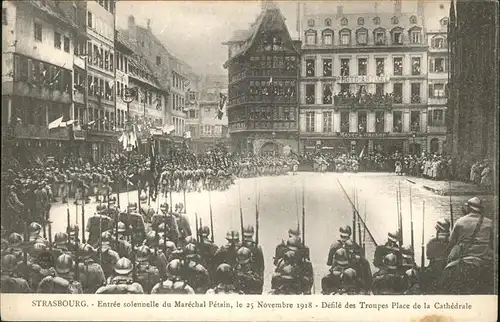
xmin=236 ymin=157 xmax=300 ymax=178
xmin=1 ymin=195 xmax=494 ymax=294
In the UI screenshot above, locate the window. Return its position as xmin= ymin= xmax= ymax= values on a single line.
xmin=411 ymin=83 xmax=421 ymax=103
xmin=410 ymin=111 xmax=420 ymax=132
xmin=323 ymin=112 xmax=333 ymax=132
xmin=340 ymin=83 xmax=349 ymax=93
xmin=63 ymin=36 xmax=70 ymax=53
xmin=393 ymin=111 xmax=402 ymax=132
xmin=410 ymin=30 xmax=421 ymax=44
xmin=34 ymin=22 xmax=42 ymax=41
xmin=376 ymin=83 xmax=385 ymax=96
xmin=322 ymin=32 xmax=332 ymax=45
xmin=391 ymin=16 xmax=399 ymax=24
xmin=323 ymin=59 xmax=332 ymax=76
xmin=440 ymin=18 xmax=448 ymax=26
xmin=432 ymin=109 xmax=444 ymax=126
xmin=356 ymin=30 xmax=367 ymax=45
xmin=305 ymin=59 xmax=315 ymax=77
xmin=431 ymin=58 xmax=446 ymax=72
xmin=87 ymin=11 xmax=93 ymax=28
xmin=375 ymin=111 xmax=385 ymax=133
xmin=325 ymin=18 xmax=331 ymax=26
xmin=392 ymin=30 xmax=403 ymax=44
xmin=305 ymin=84 xmax=315 ymax=104
xmin=358 ymin=111 xmax=367 ymax=133
xmin=306 ymin=112 xmax=315 ymax=132
xmin=306 ymin=31 xmax=316 ymax=45
xmin=373 ymin=17 xmax=380 ymax=25
xmin=411 ymin=57 xmax=421 ymax=75
xmin=429 ymin=83 xmax=446 ymax=98
xmin=340 ymin=112 xmax=349 ymax=133
xmin=393 ymin=57 xmax=403 ymax=75
xmin=410 ymin=16 xmax=417 ymax=24
xmin=323 ymin=83 xmax=332 ymax=104
xmin=341 ymin=18 xmax=348 ymax=26
xmin=54 ymin=32 xmax=61 ymax=49
xmin=376 ymin=58 xmax=384 ymax=76
xmin=358 ymin=58 xmax=367 ymax=76
xmin=340 ymin=30 xmax=351 ymax=45
xmin=431 ymin=37 xmax=446 ymax=49
xmin=374 ymin=30 xmax=385 ymax=45
xmin=156 ymin=56 xmax=161 ymax=66
xmin=357 ymin=17 xmax=364 ymax=25
xmin=340 ymin=58 xmax=350 ymax=76
xmin=307 ymin=19 xmax=315 ymax=27
xmin=109 ymin=53 xmax=113 ymax=71
xmin=393 ymin=83 xmax=403 ymax=103
xmin=2 ymin=8 xmax=7 ymax=25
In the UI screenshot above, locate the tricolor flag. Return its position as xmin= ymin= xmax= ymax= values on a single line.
xmin=217 ymin=93 xmax=227 ymax=120
xmin=162 ymin=124 xmax=175 ymax=135
xmin=359 ymin=146 xmax=365 ymax=159
xmin=48 ymin=116 xmax=64 ymax=130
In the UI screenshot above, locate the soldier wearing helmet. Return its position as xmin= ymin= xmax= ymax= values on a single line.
xmin=29 ymin=222 xmax=48 ymax=246
xmin=182 ymin=243 xmax=211 ymax=294
xmin=86 ymin=205 xmax=112 ymax=247
xmin=6 ymin=233 xmax=24 ymax=260
xmin=197 ymin=226 xmax=219 ymax=279
xmin=151 ymin=203 xmax=180 ymax=244
xmin=234 ymin=246 xmax=263 ymax=294
xmin=337 ymin=268 xmax=360 ymax=295
xmin=76 ymin=244 xmax=105 ymax=294
xmin=1 ymin=254 xmax=31 ymax=293
xmin=134 ymin=245 xmax=160 ymax=294
xmin=172 ymin=204 xmax=191 ymax=241
xmin=96 ymin=257 xmax=144 ymax=294
xmin=138 ymin=190 xmax=154 ymax=223
xmin=241 ymin=225 xmax=265 ymax=279
xmin=372 ymin=253 xmax=406 ymax=295
xmin=99 ymin=231 xmax=120 ymax=278
xmin=213 ymin=230 xmax=241 ymax=269
xmin=373 ymin=230 xmax=402 ymax=269
xmin=269 ymin=264 xmax=303 ymax=295
xmin=37 ymin=254 xmax=83 ymax=294
xmin=274 ymin=228 xmax=310 ymax=267
xmin=206 ymin=263 xmax=241 ymax=295
xmin=111 ymin=221 xmax=132 ymax=258
xmin=322 ymin=248 xmax=354 ymax=295
xmin=326 ymin=226 xmax=362 ymax=266
xmin=151 ymin=259 xmax=195 ymax=294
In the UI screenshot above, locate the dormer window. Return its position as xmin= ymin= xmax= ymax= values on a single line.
xmin=356 ymin=28 xmax=368 ymax=45
xmin=307 ymin=19 xmax=315 ymax=27
xmin=431 ymin=36 xmax=447 ymax=49
xmin=305 ymin=30 xmax=317 ymax=45
xmin=325 ymin=18 xmax=332 ymax=26
xmin=373 ymin=17 xmax=380 ymax=25
xmin=410 ymin=15 xmax=417 ymax=24
xmin=440 ymin=18 xmax=449 ymax=26
xmin=322 ymin=30 xmax=333 ymax=45
xmin=339 ymin=29 xmax=351 ymax=46
xmin=341 ymin=17 xmax=348 ymax=26
xmin=409 ymin=27 xmax=422 ymax=44
xmin=357 ymin=17 xmax=364 ymax=25
xmin=374 ymin=28 xmax=386 ymax=45
xmin=391 ymin=27 xmax=404 ymax=45
xmin=391 ymin=16 xmax=399 ymax=24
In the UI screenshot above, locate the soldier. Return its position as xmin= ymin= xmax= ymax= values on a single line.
xmin=183 ymin=243 xmax=211 ymax=293
xmin=269 ymin=264 xmax=303 ymax=295
xmin=206 ymin=264 xmax=242 ymax=295
xmin=37 ymin=254 xmax=83 ymax=294
xmin=213 ymin=230 xmax=241 ymax=268
xmin=372 ymin=253 xmax=406 ymax=295
xmin=241 ymin=225 xmax=264 ymax=278
xmin=6 ymin=233 xmax=24 ymax=260
xmin=421 ymin=218 xmax=451 ymax=294
xmin=173 ymin=204 xmax=191 ymax=240
xmin=112 ymin=222 xmax=132 ymax=258
xmin=135 ymin=245 xmax=160 ymax=294
xmin=1 ymin=254 xmax=31 ymax=293
xmin=327 ymin=226 xmax=362 ymax=265
xmin=28 ymin=222 xmax=48 ymax=246
xmin=322 ymin=248 xmax=354 ymax=295
xmin=284 ymin=237 xmax=314 ymax=294
xmin=234 ymin=247 xmax=263 ymax=294
xmin=77 ymin=244 xmax=106 ymax=294
xmin=274 ymin=228 xmax=310 ymax=266
xmin=138 ymin=191 xmax=154 ymax=223
xmin=337 ymin=268 xmax=361 ymax=295
xmin=95 ymin=258 xmax=144 ymax=294
xmin=99 ymin=231 xmax=120 ymax=278
xmin=126 ymin=202 xmax=146 ymax=245
xmin=150 ymin=259 xmax=195 ymax=294
xmin=197 ymin=226 xmax=218 ymax=278
xmin=52 ymin=232 xmax=71 ymax=259
xmin=151 ymin=203 xmax=180 ymax=243
xmin=373 ymin=231 xmax=401 ymax=269
xmin=86 ymin=205 xmax=112 ymax=247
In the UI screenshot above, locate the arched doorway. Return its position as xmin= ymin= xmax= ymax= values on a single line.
xmin=430 ymin=138 xmax=439 ymax=154
xmin=260 ymin=141 xmax=278 ymax=156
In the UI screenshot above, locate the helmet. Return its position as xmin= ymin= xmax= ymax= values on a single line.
xmin=287 ymin=228 xmax=300 ymax=237
xmin=128 ymin=202 xmax=137 ymax=210
xmin=55 ymin=254 xmax=74 ymax=274
xmin=139 ymin=192 xmax=147 ymax=202
xmin=466 ymin=196 xmax=482 ymax=212
xmin=387 ymin=231 xmax=400 ymax=243
xmin=96 ymin=204 xmax=105 ymax=213
xmin=79 ymin=244 xmax=95 ymax=259
xmin=160 ymin=203 xmax=169 ymax=211
xmin=435 ymin=218 xmax=451 ymax=233
xmin=29 ymin=222 xmax=42 ymax=234
xmin=68 ymin=224 xmax=79 ymax=237
xmin=225 ymin=230 xmax=239 ymax=241
xmin=198 ymin=226 xmax=210 ymax=237
xmin=166 ymin=259 xmax=183 ymax=277
xmin=116 ymin=222 xmax=127 ymax=233
xmin=54 ymin=232 xmax=68 ymax=245
xmin=334 ymin=248 xmax=349 ymax=266
xmin=283 ymin=250 xmax=297 ymax=263
xmin=339 ymin=225 xmax=352 ymax=239
xmin=109 ymin=196 xmax=116 ymax=204
xmin=1 ymin=254 xmax=18 ymax=272
xmin=136 ymin=245 xmax=151 ymax=262
xmin=184 ymin=236 xmax=196 ymax=245
xmin=215 ymin=263 xmax=233 ymax=283
xmin=145 ymin=231 xmax=159 ymax=246
xmin=236 ymin=247 xmax=251 ymax=264
xmin=162 ymin=241 xmax=177 ymax=253
xmin=114 ymin=257 xmax=133 ymax=275
xmin=286 ymin=236 xmax=301 ymax=250
xmin=8 ymin=233 xmax=23 ymax=247
xmin=341 ymin=268 xmax=357 ymax=288
xmin=184 ymin=243 xmax=198 ymax=256
xmin=280 ymin=264 xmax=295 ymax=280
xmin=101 ymin=231 xmax=112 ymax=242
xmin=242 ymin=225 xmax=254 ymax=237
xmin=383 ymin=253 xmax=398 ymax=270
xmin=405 ymin=268 xmax=418 ymax=279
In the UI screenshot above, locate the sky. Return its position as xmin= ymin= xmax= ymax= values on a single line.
xmin=116 ymin=1 xmax=448 ymax=76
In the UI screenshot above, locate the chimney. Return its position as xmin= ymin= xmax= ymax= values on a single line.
xmin=147 ymin=19 xmax=151 ymax=30
xmin=128 ymin=15 xmax=136 ymax=30
xmin=336 ymin=5 xmax=343 ymax=18
xmin=394 ymin=0 xmax=402 ymax=15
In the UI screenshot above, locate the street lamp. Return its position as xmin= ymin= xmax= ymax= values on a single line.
xmin=272 ymin=131 xmax=276 ymax=156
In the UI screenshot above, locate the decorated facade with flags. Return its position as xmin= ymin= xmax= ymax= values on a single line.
xmin=223 ymin=1 xmax=301 ymax=154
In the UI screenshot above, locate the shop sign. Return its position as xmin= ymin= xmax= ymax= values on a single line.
xmin=334 ymin=75 xmax=389 ymax=84
xmin=336 ymin=132 xmax=389 ymax=138
xmin=73 ymin=129 xmax=86 ymax=140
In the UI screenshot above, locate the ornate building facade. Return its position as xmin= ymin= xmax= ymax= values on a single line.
xmin=223 ymin=2 xmax=301 ymax=155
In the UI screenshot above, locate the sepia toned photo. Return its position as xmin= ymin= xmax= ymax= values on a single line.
xmin=0 ymin=0 xmax=498 ymax=320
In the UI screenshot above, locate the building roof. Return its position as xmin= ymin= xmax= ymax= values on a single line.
xmin=22 ymin=0 xmax=84 ymax=36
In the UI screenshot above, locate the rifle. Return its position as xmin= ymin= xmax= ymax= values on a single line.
xmin=183 ymin=189 xmax=187 ymax=214
xmin=195 ymin=212 xmax=199 ymax=243
xmin=163 ymin=213 xmax=167 ymax=254
xmin=154 ymin=224 xmax=159 ymax=257
xmin=48 ymin=220 xmax=53 ymax=250
xmin=81 ymin=188 xmax=86 ymax=244
xmin=409 ymin=185 xmax=415 ymax=254
xmin=420 ymin=200 xmax=425 ymax=269
xmin=255 ymin=191 xmax=260 ymax=246
xmin=238 ymin=183 xmax=244 ymax=237
xmin=199 ymin=217 xmax=203 ymax=244
xmin=398 ymin=181 xmax=403 ymax=247
xmin=352 ymin=187 xmax=357 ymax=245
xmin=98 ymin=211 xmax=102 ymax=266
xmin=209 ymin=190 xmax=214 ymax=243
xmin=448 ymin=181 xmax=454 ymax=227
xmin=295 ymin=187 xmax=300 ymax=234
xmin=67 ymin=207 xmax=71 ymax=245
xmin=302 ymin=180 xmax=305 ymax=246
xmin=23 ymin=220 xmax=29 ymax=280
xmin=362 ymin=201 xmax=367 ymax=257
xmin=116 ymin=176 xmax=121 ymax=210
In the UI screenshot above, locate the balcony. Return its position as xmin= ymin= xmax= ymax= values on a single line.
xmin=12 ymin=123 xmax=70 ymax=140
xmin=428 ymin=96 xmax=447 ymax=105
xmin=73 ymin=88 xmax=85 ymax=104
xmin=10 ymin=81 xmax=72 ymax=104
xmin=333 ymin=92 xmax=394 ymax=109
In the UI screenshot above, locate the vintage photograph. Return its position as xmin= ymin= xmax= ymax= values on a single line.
xmin=1 ymin=0 xmax=497 ymax=299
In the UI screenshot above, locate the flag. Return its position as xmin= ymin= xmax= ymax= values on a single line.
xmin=48 ymin=116 xmax=64 ymax=130
xmin=49 ymin=68 xmax=61 ymax=87
xmin=359 ymin=146 xmax=365 ymax=159
xmin=162 ymin=124 xmax=175 ymax=135
xmin=268 ymin=77 xmax=273 ymax=85
xmin=60 ymin=119 xmax=75 ymax=127
xmin=217 ymin=93 xmax=227 ymax=120
xmin=183 ymin=131 xmax=191 ymax=139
